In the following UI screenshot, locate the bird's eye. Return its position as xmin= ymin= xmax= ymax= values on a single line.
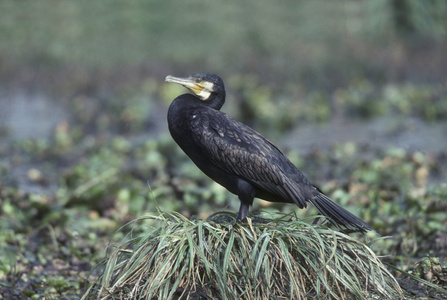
xmin=195 ymin=79 xmax=202 ymax=83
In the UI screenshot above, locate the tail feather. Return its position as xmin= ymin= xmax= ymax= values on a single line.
xmin=309 ymin=193 xmax=372 ymax=232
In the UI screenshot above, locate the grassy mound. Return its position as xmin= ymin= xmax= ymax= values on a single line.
xmin=83 ymin=212 xmax=403 ymax=299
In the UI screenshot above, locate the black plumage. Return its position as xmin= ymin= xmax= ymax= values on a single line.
xmin=166 ymin=73 xmax=371 ymax=232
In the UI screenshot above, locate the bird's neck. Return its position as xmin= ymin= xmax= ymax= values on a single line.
xmin=204 ymin=91 xmax=225 ymax=110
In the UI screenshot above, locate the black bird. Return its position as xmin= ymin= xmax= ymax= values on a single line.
xmin=166 ymin=73 xmax=371 ymax=232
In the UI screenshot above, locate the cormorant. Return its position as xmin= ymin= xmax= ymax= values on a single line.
xmin=166 ymin=73 xmax=371 ymax=232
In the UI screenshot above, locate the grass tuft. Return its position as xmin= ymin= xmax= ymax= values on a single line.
xmin=83 ymin=211 xmax=403 ymax=300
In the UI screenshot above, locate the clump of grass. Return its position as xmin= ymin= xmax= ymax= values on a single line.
xmin=83 ymin=212 xmax=403 ymax=299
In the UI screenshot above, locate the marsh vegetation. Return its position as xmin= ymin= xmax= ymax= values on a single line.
xmin=1 ymin=1 xmax=446 ymax=299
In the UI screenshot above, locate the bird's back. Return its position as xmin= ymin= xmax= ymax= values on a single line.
xmin=169 ymin=101 xmax=315 ymax=208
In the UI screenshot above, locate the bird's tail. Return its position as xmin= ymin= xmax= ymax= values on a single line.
xmin=309 ymin=193 xmax=372 ymax=233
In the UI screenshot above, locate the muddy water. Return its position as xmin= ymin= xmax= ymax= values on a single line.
xmin=1 ymin=91 xmax=446 ymax=190
xmin=0 ymin=92 xmax=68 ymax=141
xmin=282 ymin=116 xmax=447 ymax=154
xmin=2 ymin=92 xmax=446 ymax=154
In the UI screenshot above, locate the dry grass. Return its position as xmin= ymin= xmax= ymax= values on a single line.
xmin=83 ymin=212 xmax=403 ymax=300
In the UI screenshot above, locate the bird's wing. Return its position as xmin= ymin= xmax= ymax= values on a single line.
xmin=191 ymin=110 xmax=308 ymax=208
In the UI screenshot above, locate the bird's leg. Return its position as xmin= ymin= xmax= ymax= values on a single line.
xmin=237 ymin=202 xmax=250 ymax=220
xmin=236 ymin=180 xmax=255 ymax=220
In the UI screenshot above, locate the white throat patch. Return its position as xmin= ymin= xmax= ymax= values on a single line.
xmin=197 ymin=89 xmax=211 ymax=100
xmin=198 ymin=82 xmax=214 ymax=101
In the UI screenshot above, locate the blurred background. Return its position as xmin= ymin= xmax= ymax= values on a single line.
xmin=0 ymin=1 xmax=446 ymax=298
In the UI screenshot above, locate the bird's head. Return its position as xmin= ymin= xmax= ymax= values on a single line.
xmin=165 ymin=73 xmax=225 ymax=103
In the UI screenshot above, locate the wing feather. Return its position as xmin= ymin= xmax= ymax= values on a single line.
xmin=190 ymin=109 xmax=307 ymax=207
